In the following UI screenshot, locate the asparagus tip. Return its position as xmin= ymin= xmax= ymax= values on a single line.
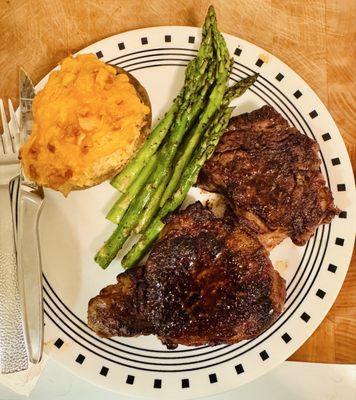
xmin=207 ymin=5 xmax=216 ymax=17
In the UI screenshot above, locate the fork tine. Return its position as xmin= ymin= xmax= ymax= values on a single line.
xmin=0 ymin=99 xmax=15 ymax=154
xmin=8 ymin=99 xmax=20 ymax=151
xmin=0 ymin=100 xmax=6 ymax=154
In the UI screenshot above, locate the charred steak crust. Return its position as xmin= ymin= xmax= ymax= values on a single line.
xmin=198 ymin=105 xmax=339 ymax=247
xmin=87 ymin=265 xmax=152 ymax=338
xmin=88 ymin=202 xmax=286 ymax=348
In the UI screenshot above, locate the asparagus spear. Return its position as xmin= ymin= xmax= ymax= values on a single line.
xmin=108 ymin=54 xmax=213 ymax=222
xmin=121 ymin=106 xmax=234 ymax=269
xmin=106 ymin=152 xmax=158 ymax=224
xmin=94 ymin=11 xmax=219 ymax=269
xmin=95 ymin=7 xmax=254 ymax=270
xmin=126 ymin=18 xmax=232 ymax=232
xmin=129 ymin=60 xmax=220 ymax=235
xmin=110 ymin=102 xmax=177 ymax=191
xmin=110 ymin=7 xmax=216 ymax=192
xmin=95 ymin=69 xmax=214 ymax=269
xmin=223 ymin=73 xmax=258 ymax=104
xmin=163 ymin=107 xmax=234 ymax=214
xmin=160 ymin=74 xmax=257 ymax=206
xmin=95 ymin=176 xmax=156 ymax=269
xmin=134 ymin=173 xmax=169 ymax=233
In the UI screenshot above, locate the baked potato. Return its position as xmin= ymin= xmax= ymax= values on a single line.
xmin=20 ymin=54 xmax=151 ymax=196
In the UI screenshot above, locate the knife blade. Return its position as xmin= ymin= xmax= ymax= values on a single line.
xmin=18 ymin=68 xmax=45 ymax=364
xmin=19 ymin=68 xmax=35 ymax=140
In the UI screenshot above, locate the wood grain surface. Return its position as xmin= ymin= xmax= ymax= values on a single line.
xmin=0 ymin=0 xmax=355 ymax=364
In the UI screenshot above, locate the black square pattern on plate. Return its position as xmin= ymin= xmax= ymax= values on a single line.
xmin=165 ymin=35 xmax=171 ymax=42
xmin=316 ymin=289 xmax=326 ymax=299
xmin=282 ymin=333 xmax=292 ymax=343
xmin=154 ymin=379 xmax=162 ymax=389
xmin=235 ymin=364 xmax=244 ymax=374
xmin=259 ymin=350 xmax=269 ymax=361
xmin=126 ymin=375 xmax=135 ymax=385
xmin=337 ymin=184 xmax=346 ymax=192
xmin=182 ymin=378 xmax=190 ymax=388
xmin=100 ymin=366 xmax=109 ymax=376
xmin=322 ymin=133 xmax=331 ymax=141
xmin=141 ymin=37 xmax=148 ymax=45
xmin=234 ymin=47 xmax=242 ymax=56
xmin=293 ymin=90 xmax=302 ymax=99
xmin=188 ymin=36 xmax=195 ymax=43
xmin=275 ymin=73 xmax=284 ymax=81
xmin=338 ymin=211 xmax=347 ymax=219
xmin=335 ymin=237 xmax=344 ymax=246
xmin=54 ymin=338 xmax=63 ymax=349
xmin=301 ymin=312 xmax=311 ymax=322
xmin=209 ymin=373 xmax=218 ymax=383
xmin=96 ymin=50 xmax=103 ymax=59
xmin=118 ymin=42 xmax=125 ymax=50
xmin=75 ymin=354 xmax=85 ymax=364
xmin=309 ymin=110 xmax=318 ymax=119
xmin=328 ymin=264 xmax=337 ymax=273
xmin=255 ymin=58 xmax=264 ymax=67
xmin=331 ymin=157 xmax=341 ymax=166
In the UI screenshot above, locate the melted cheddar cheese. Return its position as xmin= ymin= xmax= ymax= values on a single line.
xmin=20 ymin=54 xmax=150 ymax=195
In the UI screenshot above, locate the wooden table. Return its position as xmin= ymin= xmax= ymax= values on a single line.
xmin=0 ymin=0 xmax=354 ymax=364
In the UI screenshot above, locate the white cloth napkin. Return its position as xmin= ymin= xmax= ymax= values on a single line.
xmin=0 ymin=351 xmax=48 ymax=396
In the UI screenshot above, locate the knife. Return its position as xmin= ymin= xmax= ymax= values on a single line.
xmin=18 ymin=69 xmax=45 ymax=364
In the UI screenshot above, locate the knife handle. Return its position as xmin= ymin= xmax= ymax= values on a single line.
xmin=17 ymin=188 xmax=44 ymax=364
xmin=0 ymin=185 xmax=28 ymax=373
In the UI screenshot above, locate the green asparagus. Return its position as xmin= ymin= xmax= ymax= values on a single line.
xmin=95 ymin=6 xmax=258 ymax=271
xmin=121 ymin=106 xmax=234 ymax=269
xmin=134 ymin=174 xmax=169 ymax=233
xmin=110 ymin=102 xmax=178 ymax=191
xmin=95 ymin=92 xmax=208 ymax=269
xmin=102 ymin=21 xmax=227 ymax=242
xmin=94 ymin=10 xmax=219 ymax=269
xmin=110 ymin=7 xmax=216 ymax=192
xmin=106 ymin=152 xmax=158 ymax=224
xmin=124 ymin=61 xmax=218 ymax=235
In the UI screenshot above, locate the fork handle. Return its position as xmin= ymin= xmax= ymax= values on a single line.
xmin=17 ymin=187 xmax=44 ymax=364
xmin=0 ymin=186 xmax=28 ymax=373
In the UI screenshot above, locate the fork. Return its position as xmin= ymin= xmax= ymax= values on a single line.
xmin=0 ymin=99 xmax=28 ymax=373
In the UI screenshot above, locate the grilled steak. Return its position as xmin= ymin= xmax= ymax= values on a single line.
xmin=198 ymin=105 xmax=339 ymax=248
xmin=88 ymin=202 xmax=286 ymax=348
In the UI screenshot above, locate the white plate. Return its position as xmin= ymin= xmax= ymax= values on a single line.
xmin=38 ymin=26 xmax=355 ymax=399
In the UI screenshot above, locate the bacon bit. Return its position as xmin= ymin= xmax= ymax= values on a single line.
xmin=64 ymin=169 xmax=73 ymax=179
xmin=47 ymin=143 xmax=56 ymax=153
xmin=29 ymin=164 xmax=38 ymax=179
xmin=29 ymin=145 xmax=39 ymax=160
xmin=65 ymin=124 xmax=80 ymax=137
xmin=104 ymin=74 xmax=114 ymax=90
xmin=81 ymin=145 xmax=89 ymax=154
xmin=48 ymin=170 xmax=66 ymax=185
